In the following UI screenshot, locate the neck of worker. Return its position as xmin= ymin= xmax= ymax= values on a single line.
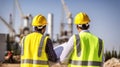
xmin=78 ymin=28 xmax=89 ymax=33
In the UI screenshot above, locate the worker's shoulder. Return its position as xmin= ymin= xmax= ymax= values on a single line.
xmin=79 ymin=32 xmax=97 ymax=38
xmin=25 ymin=32 xmax=34 ymax=37
xmin=25 ymin=32 xmax=40 ymax=38
xmin=44 ymin=35 xmax=50 ymax=41
xmin=85 ymin=32 xmax=103 ymax=40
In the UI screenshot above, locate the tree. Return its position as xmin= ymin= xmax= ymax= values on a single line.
xmin=104 ymin=50 xmax=112 ymax=61
xmin=111 ymin=49 xmax=117 ymax=58
xmin=118 ymin=50 xmax=120 ymax=59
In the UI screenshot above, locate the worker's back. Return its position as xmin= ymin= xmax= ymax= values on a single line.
xmin=21 ymin=32 xmax=49 ymax=67
xmin=68 ymin=31 xmax=103 ymax=67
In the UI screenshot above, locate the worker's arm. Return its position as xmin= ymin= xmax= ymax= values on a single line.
xmin=45 ymin=38 xmax=59 ymax=62
xmin=60 ymin=35 xmax=74 ymax=63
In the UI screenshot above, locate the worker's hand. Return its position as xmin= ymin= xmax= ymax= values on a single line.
xmin=49 ymin=62 xmax=61 ymax=67
xmin=52 ymin=62 xmax=61 ymax=67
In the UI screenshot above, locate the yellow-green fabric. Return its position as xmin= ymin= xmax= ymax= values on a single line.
xmin=21 ymin=32 xmax=49 ymax=67
xmin=68 ymin=32 xmax=103 ymax=67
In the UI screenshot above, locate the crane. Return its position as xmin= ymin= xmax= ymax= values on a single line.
xmin=61 ymin=0 xmax=73 ymax=36
xmin=15 ymin=0 xmax=32 ymax=36
xmin=0 ymin=16 xmax=15 ymax=42
xmin=15 ymin=0 xmax=29 ymax=28
xmin=15 ymin=0 xmax=24 ymax=19
xmin=0 ymin=16 xmax=15 ymax=34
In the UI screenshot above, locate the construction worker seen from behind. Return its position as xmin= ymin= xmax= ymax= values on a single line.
xmin=65 ymin=12 xmax=104 ymax=67
xmin=20 ymin=14 xmax=60 ymax=67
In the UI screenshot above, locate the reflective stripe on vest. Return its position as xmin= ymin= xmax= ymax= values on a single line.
xmin=75 ymin=34 xmax=103 ymax=58
xmin=21 ymin=35 xmax=48 ymax=65
xmin=38 ymin=35 xmax=46 ymax=57
xmin=21 ymin=35 xmax=46 ymax=57
xmin=21 ymin=59 xmax=48 ymax=65
xmin=75 ymin=34 xmax=81 ymax=57
xmin=70 ymin=34 xmax=103 ymax=66
xmin=21 ymin=37 xmax=26 ymax=56
xmin=69 ymin=60 xmax=102 ymax=66
xmin=98 ymin=38 xmax=102 ymax=57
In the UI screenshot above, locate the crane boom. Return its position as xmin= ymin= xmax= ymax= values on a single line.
xmin=0 ymin=16 xmax=15 ymax=33
xmin=15 ymin=0 xmax=24 ymax=18
xmin=61 ymin=0 xmax=73 ymax=36
xmin=61 ymin=0 xmax=72 ymax=19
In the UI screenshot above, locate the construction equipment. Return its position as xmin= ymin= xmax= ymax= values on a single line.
xmin=0 ymin=15 xmax=15 ymax=41
xmin=15 ymin=0 xmax=32 ymax=36
xmin=47 ymin=13 xmax=54 ymax=40
xmin=0 ymin=15 xmax=15 ymax=33
xmin=55 ymin=0 xmax=73 ymax=44
xmin=61 ymin=0 xmax=73 ymax=36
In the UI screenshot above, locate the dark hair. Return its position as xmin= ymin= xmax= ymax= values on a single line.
xmin=77 ymin=24 xmax=89 ymax=30
xmin=34 ymin=26 xmax=46 ymax=32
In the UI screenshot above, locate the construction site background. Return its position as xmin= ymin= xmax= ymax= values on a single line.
xmin=0 ymin=0 xmax=120 ymax=67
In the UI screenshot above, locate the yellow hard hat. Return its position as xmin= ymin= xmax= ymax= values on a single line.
xmin=32 ymin=14 xmax=47 ymax=26
xmin=74 ymin=12 xmax=90 ymax=25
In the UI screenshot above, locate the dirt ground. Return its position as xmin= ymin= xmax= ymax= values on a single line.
xmin=103 ymin=58 xmax=120 ymax=67
xmin=0 ymin=64 xmax=20 ymax=67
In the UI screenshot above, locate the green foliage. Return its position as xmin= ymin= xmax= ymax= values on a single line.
xmin=104 ymin=50 xmax=112 ymax=61
xmin=118 ymin=50 xmax=120 ymax=59
xmin=111 ymin=49 xmax=117 ymax=58
xmin=104 ymin=49 xmax=120 ymax=62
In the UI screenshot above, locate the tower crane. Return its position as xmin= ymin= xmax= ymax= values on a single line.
xmin=15 ymin=0 xmax=24 ymax=20
xmin=61 ymin=0 xmax=73 ymax=36
xmin=15 ymin=0 xmax=32 ymax=36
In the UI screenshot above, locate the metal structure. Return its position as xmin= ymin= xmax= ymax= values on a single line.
xmin=61 ymin=0 xmax=73 ymax=36
xmin=15 ymin=0 xmax=32 ymax=36
xmin=55 ymin=0 xmax=73 ymax=44
xmin=47 ymin=13 xmax=54 ymax=40
xmin=15 ymin=0 xmax=28 ymax=28
xmin=0 ymin=16 xmax=15 ymax=39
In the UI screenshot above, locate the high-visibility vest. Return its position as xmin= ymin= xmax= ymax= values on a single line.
xmin=21 ymin=32 xmax=49 ymax=67
xmin=68 ymin=32 xmax=103 ymax=67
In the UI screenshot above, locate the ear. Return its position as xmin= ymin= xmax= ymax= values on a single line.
xmin=76 ymin=25 xmax=79 ymax=29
